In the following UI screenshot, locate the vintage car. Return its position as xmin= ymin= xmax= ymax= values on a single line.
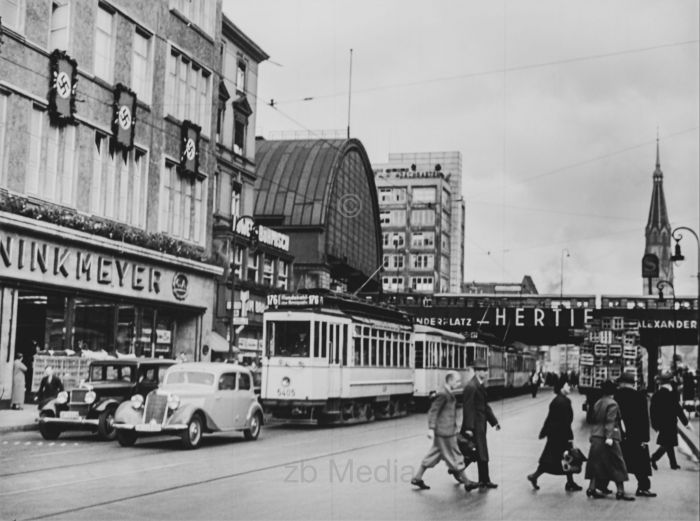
xmin=113 ymin=362 xmax=264 ymax=449
xmin=38 ymin=358 xmax=176 ymax=441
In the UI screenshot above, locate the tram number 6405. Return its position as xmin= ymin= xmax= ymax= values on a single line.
xmin=277 ymin=388 xmax=295 ymax=398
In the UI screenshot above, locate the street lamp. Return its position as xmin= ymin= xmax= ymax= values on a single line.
xmin=230 ymin=215 xmax=258 ymax=361
xmin=670 ymin=226 xmax=700 ymax=383
xmin=560 ymin=248 xmax=570 ymax=300
xmin=656 ymin=279 xmax=677 ymax=373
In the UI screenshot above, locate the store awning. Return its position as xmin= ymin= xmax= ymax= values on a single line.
xmin=207 ymin=331 xmax=234 ymax=353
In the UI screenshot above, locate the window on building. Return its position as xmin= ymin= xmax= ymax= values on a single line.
xmin=246 ymin=251 xmax=259 ymax=282
xmin=441 ymin=233 xmax=449 ymax=251
xmin=90 ymin=132 xmax=147 ymax=227
xmin=411 ymin=231 xmax=435 ymax=248
xmin=231 ymin=245 xmax=243 ymax=278
xmin=379 ymin=188 xmax=392 ymax=204
xmin=393 ymin=188 xmax=406 ymax=203
xmin=233 ymin=113 xmax=247 ymax=155
xmin=231 ymin=187 xmax=241 ymax=223
xmin=277 ymin=260 xmax=288 ymax=289
xmin=0 ymin=0 xmax=24 ymax=33
xmin=0 ymin=93 xmax=7 ymax=183
xmin=263 ymin=256 xmax=274 ymax=286
xmin=49 ymin=1 xmax=70 ymax=51
xmin=158 ymin=161 xmax=206 ymax=243
xmin=411 ymin=254 xmax=434 ymax=270
xmin=411 ymin=209 xmax=435 ymax=227
xmin=94 ymin=5 xmax=115 ymax=82
xmin=382 ymin=232 xmax=405 ymax=248
xmin=412 ymin=186 xmax=436 ymax=203
xmin=170 ymin=0 xmax=214 ymax=36
xmin=165 ymin=48 xmax=211 ymax=131
xmin=132 ymin=28 xmax=153 ymax=105
xmin=380 ymin=210 xmax=406 ymax=226
xmin=26 ymin=105 xmax=78 ymax=206
xmin=380 ymin=211 xmax=390 ymax=224
xmin=411 ymin=277 xmax=434 ymax=292
xmin=612 ymin=317 xmax=624 ymax=330
xmin=236 ymin=60 xmax=246 ymax=93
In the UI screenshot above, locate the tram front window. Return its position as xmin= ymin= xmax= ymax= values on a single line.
xmin=268 ymin=321 xmax=311 ymax=357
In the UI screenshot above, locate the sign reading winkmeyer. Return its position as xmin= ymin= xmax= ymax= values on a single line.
xmin=0 ymin=230 xmax=197 ymax=305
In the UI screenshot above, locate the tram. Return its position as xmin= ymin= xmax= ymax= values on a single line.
xmin=262 ymin=293 xmax=414 ymax=424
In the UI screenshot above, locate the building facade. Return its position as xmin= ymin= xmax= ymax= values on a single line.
xmin=207 ymin=14 xmax=292 ymax=363
xmin=0 ymin=0 xmax=225 ymax=403
xmin=254 ymin=138 xmax=383 ymax=294
xmin=643 ymin=139 xmax=673 ymax=295
xmin=373 ymin=151 xmax=465 ymax=293
xmin=461 ymin=275 xmax=538 ymax=295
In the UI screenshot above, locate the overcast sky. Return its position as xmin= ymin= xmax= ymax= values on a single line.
xmin=223 ymin=0 xmax=700 ymax=297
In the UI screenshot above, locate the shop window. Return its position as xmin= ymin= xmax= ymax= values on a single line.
xmin=73 ymin=298 xmax=115 ymax=353
xmin=116 ymin=306 xmax=136 ymax=355
xmin=154 ymin=313 xmax=174 ymax=357
xmin=136 ymin=307 xmax=155 ymax=357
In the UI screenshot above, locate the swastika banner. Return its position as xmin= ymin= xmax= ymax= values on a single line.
xmin=112 ymin=84 xmax=137 ymax=152
xmin=180 ymin=120 xmax=201 ymax=176
xmin=48 ymin=50 xmax=78 ymax=126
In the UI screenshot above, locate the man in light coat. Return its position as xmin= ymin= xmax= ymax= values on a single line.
xmin=411 ymin=372 xmax=479 ymax=492
xmin=462 ymin=358 xmax=501 ymax=488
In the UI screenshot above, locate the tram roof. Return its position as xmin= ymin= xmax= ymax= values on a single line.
xmin=413 ymin=324 xmax=469 ymax=340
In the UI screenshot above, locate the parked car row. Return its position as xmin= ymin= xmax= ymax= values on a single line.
xmin=37 ymin=360 xmax=264 ymax=450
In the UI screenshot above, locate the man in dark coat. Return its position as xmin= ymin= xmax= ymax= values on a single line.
xmin=650 ymin=371 xmax=690 ymax=470
xmin=34 ymin=366 xmax=64 ymax=409
xmin=526 ymin=375 xmax=582 ymax=491
xmin=461 ymin=358 xmax=501 ymax=488
xmin=613 ymin=373 xmax=656 ymax=497
xmin=411 ymin=372 xmax=479 ymax=492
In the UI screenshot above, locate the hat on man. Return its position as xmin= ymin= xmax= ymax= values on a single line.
xmin=554 ymin=374 xmax=569 ymax=393
xmin=472 ymin=358 xmax=488 ymax=370
xmin=600 ymin=379 xmax=617 ymax=395
xmin=617 ymin=372 xmax=636 ymax=385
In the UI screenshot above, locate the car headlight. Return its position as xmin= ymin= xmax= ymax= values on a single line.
xmin=130 ymin=394 xmax=144 ymax=409
xmin=56 ymin=391 xmax=68 ymax=404
xmin=84 ymin=391 xmax=97 ymax=404
xmin=167 ymin=394 xmax=180 ymax=410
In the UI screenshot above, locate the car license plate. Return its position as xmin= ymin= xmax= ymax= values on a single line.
xmin=135 ymin=424 xmax=162 ymax=432
xmin=60 ymin=411 xmax=80 ymax=419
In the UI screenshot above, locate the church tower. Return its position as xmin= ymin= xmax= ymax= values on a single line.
xmin=643 ymin=138 xmax=673 ymax=295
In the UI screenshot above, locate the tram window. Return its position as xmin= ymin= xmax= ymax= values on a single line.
xmin=354 ymin=337 xmax=361 ymax=365
xmin=362 ymin=337 xmax=369 ymax=366
xmin=313 ymin=322 xmax=320 ymax=358
xmin=341 ymin=324 xmax=348 ymax=365
xmin=370 ymin=336 xmax=377 ymax=366
xmin=268 ymin=321 xmax=310 ymax=357
xmin=320 ymin=322 xmax=327 ymax=359
xmin=415 ymin=341 xmax=424 ymax=369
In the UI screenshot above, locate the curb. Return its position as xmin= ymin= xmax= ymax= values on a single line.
xmin=0 ymin=422 xmax=38 ymax=434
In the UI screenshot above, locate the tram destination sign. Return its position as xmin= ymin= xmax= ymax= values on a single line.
xmin=266 ymin=294 xmax=324 ymax=308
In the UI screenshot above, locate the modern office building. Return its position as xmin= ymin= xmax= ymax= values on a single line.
xmin=373 ymin=151 xmax=465 ymax=293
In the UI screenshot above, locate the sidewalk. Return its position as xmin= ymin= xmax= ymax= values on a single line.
xmin=0 ymin=404 xmax=38 ymax=434
xmin=678 ymin=413 xmax=700 ymax=462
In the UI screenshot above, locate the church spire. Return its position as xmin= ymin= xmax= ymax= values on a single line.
xmin=647 ymin=138 xmax=669 ymax=230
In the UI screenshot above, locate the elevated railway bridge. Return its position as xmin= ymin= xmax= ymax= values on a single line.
xmin=364 ymin=292 xmax=698 ymax=387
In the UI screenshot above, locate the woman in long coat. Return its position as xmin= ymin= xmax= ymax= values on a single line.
xmin=527 ymin=376 xmax=582 ymax=491
xmin=11 ymin=353 xmax=27 ymax=410
xmin=584 ymin=380 xmax=634 ymax=500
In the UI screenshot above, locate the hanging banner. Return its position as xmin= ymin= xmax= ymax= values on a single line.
xmin=48 ymin=50 xmax=78 ymax=126
xmin=180 ymin=120 xmax=201 ymax=176
xmin=112 ymin=84 xmax=137 ymax=152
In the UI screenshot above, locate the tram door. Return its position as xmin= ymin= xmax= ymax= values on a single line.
xmin=327 ymin=322 xmax=343 ymax=398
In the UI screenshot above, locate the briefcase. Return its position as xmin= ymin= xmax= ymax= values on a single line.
xmin=561 ymin=447 xmax=587 ymax=474
xmin=456 ymin=433 xmax=478 ymax=464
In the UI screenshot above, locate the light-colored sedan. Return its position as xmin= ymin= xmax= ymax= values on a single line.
xmin=113 ymin=362 xmax=264 ymax=449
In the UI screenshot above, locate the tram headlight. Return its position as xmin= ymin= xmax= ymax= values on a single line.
xmin=130 ymin=394 xmax=144 ymax=409
xmin=84 ymin=391 xmax=97 ymax=404
xmin=56 ymin=391 xmax=68 ymax=404
xmin=167 ymin=394 xmax=180 ymax=410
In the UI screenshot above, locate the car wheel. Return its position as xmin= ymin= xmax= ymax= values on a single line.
xmin=181 ymin=414 xmax=203 ymax=449
xmin=116 ymin=430 xmax=138 ymax=447
xmin=244 ymin=412 xmax=262 ymax=441
xmin=97 ymin=409 xmax=117 ymax=441
xmin=39 ymin=421 xmax=60 ymax=441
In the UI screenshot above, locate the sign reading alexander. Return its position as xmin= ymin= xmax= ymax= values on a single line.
xmin=0 ymin=230 xmax=194 ymax=304
xmin=112 ymin=84 xmax=137 ymax=152
xmin=48 ymin=50 xmax=78 ymax=126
